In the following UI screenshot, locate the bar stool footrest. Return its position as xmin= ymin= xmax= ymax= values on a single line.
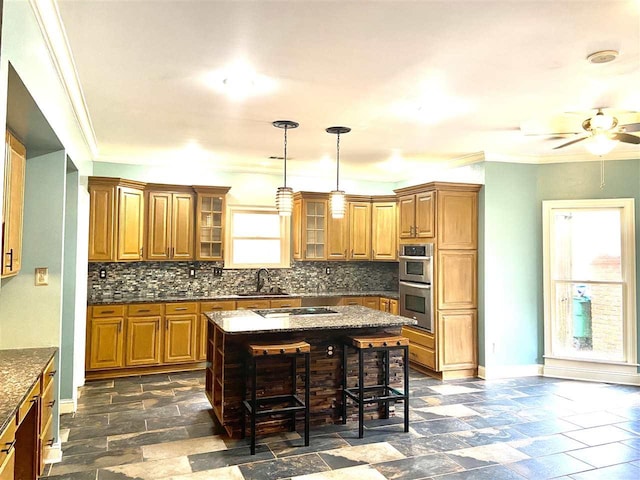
xmin=344 ymin=386 xmax=407 ymax=404
xmin=243 ymin=394 xmax=307 ymax=416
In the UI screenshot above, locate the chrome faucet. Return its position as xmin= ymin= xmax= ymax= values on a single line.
xmin=256 ymin=268 xmax=269 ymax=293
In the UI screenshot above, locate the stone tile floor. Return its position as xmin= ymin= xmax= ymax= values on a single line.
xmin=43 ymin=370 xmax=640 ymax=480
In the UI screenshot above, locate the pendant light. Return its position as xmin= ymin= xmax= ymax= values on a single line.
xmin=273 ymin=120 xmax=299 ymax=216
xmin=326 ymin=126 xmax=351 ymax=219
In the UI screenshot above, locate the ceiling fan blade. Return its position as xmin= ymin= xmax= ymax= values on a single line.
xmin=553 ymin=136 xmax=588 ymax=149
xmin=619 ymin=122 xmax=640 ymax=132
xmin=524 ymin=132 xmax=581 ymax=136
xmin=612 ymin=132 xmax=640 ymax=144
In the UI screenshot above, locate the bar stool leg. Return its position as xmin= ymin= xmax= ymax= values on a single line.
xmin=358 ymin=347 xmax=364 ymax=439
xmin=250 ymin=355 xmax=257 ymax=455
xmin=291 ymin=354 xmax=297 ymax=432
xmin=384 ymin=349 xmax=390 ymax=419
xmin=403 ymin=345 xmax=410 ymax=433
xmin=241 ymin=356 xmax=247 ymax=440
xmin=342 ymin=343 xmax=348 ymax=425
xmin=304 ymin=351 xmax=310 ymax=447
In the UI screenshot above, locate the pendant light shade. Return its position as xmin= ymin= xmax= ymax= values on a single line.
xmin=326 ymin=126 xmax=351 ymax=219
xmin=273 ymin=120 xmax=299 ymax=216
xmin=585 ymin=132 xmax=618 ymax=156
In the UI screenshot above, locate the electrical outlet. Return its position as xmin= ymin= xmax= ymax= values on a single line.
xmin=189 ymin=266 xmax=196 ymax=278
xmin=325 ymin=267 xmax=331 ymax=274
xmin=213 ymin=267 xmax=223 ymax=277
xmin=326 ymin=345 xmax=334 ymax=357
xmin=99 ymin=267 xmax=107 ymax=279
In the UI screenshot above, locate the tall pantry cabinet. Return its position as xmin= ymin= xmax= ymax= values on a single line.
xmin=2 ymin=131 xmax=26 ymax=277
xmin=395 ymin=182 xmax=480 ymax=380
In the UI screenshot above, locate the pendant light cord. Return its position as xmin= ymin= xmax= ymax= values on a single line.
xmin=336 ymin=132 xmax=340 ymax=190
xmin=283 ymin=126 xmax=288 ymax=188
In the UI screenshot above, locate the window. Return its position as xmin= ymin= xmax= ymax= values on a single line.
xmin=225 ymin=206 xmax=290 ymax=268
xmin=543 ymin=199 xmax=637 ymax=382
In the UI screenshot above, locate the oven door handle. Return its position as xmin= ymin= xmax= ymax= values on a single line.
xmin=399 ymin=281 xmax=431 ymax=289
xmin=399 ymin=255 xmax=431 ymax=261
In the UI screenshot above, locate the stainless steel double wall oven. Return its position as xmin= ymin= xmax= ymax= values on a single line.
xmin=399 ymin=243 xmax=433 ymax=332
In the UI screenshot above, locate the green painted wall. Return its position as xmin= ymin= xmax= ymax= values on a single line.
xmin=481 ymin=162 xmax=540 ymax=368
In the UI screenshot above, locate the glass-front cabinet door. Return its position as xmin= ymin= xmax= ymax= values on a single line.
xmin=195 ymin=187 xmax=230 ymax=261
xmin=305 ymin=200 xmax=327 ymax=259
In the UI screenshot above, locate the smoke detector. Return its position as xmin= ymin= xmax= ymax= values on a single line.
xmin=586 ymin=50 xmax=619 ymax=64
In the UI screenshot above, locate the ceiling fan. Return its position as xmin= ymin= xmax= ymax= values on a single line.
xmin=551 ymin=109 xmax=640 ymax=153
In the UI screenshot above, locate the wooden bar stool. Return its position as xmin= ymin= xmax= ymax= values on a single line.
xmin=241 ymin=340 xmax=311 ymax=455
xmin=342 ymin=333 xmax=410 ymax=438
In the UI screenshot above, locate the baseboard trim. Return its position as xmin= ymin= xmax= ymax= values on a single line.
xmin=59 ymin=398 xmax=76 ymax=414
xmin=478 ymin=364 xmax=543 ymax=380
xmin=44 ymin=442 xmax=62 ymax=464
xmin=543 ymin=364 xmax=640 ymax=386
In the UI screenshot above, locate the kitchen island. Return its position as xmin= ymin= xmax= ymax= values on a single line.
xmin=205 ymin=305 xmax=416 ymax=438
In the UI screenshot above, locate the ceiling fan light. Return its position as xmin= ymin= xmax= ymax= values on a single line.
xmin=585 ymin=133 xmax=618 ymax=156
xmin=590 ymin=112 xmax=615 ymax=130
xmin=276 ymin=187 xmax=294 ymax=216
xmin=330 ymin=190 xmax=346 ymax=219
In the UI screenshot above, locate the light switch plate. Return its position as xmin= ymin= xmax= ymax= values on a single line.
xmin=35 ymin=267 xmax=49 ymax=286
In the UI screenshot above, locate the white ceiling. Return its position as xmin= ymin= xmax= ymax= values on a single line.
xmin=56 ymin=0 xmax=640 ymax=183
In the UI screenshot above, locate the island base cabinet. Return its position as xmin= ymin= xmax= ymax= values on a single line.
xmin=207 ymin=325 xmax=405 ymax=438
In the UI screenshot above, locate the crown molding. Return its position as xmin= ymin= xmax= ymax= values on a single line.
xmin=28 ymin=0 xmax=98 ymax=158
xmin=484 ymin=149 xmax=640 ymax=164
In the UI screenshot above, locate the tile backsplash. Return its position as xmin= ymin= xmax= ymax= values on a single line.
xmin=87 ymin=261 xmax=398 ymax=302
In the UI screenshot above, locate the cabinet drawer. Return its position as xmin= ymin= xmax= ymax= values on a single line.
xmin=340 ymin=296 xmax=363 ymax=306
xmin=166 ymin=302 xmax=198 ymax=315
xmin=269 ymin=298 xmax=302 ymax=309
xmin=41 ymin=357 xmax=56 ymax=391
xmin=0 ymin=421 xmax=16 ymax=469
xmin=201 ymin=301 xmax=235 ymax=311
xmin=39 ymin=414 xmax=55 ymax=476
xmin=402 ymin=326 xmax=435 ymax=349
xmin=408 ymin=342 xmax=436 ymax=370
xmin=0 ymin=448 xmax=15 ymax=480
xmin=92 ymin=305 xmax=125 ymax=317
xmin=40 ymin=381 xmax=55 ymax=435
xmin=17 ymin=381 xmax=40 ymax=426
xmin=128 ymin=303 xmax=163 ymax=316
xmin=236 ymin=299 xmax=270 ymax=310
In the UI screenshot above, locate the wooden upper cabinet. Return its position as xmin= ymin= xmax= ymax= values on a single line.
xmin=2 ymin=131 xmax=26 ymax=277
xmin=194 ymin=186 xmax=229 ymax=261
xmin=398 ymin=191 xmax=434 ymax=240
xmin=371 ymin=201 xmax=397 ymax=260
xmin=146 ymin=189 xmax=195 ymax=260
xmin=348 ymin=201 xmax=371 ymax=260
xmin=292 ymin=193 xmax=328 ymax=260
xmin=117 ymin=186 xmax=145 ymax=260
xmin=88 ymin=184 xmax=114 ymax=261
xmin=436 ymin=190 xmax=478 ymax=249
xmin=327 ymin=212 xmax=349 ymax=260
xmin=88 ymin=178 xmax=145 ymax=262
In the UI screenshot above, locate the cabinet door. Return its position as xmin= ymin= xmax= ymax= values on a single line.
xmin=88 ymin=184 xmax=115 ymax=262
xmin=398 ymin=195 xmax=416 ymax=239
xmin=89 ymin=318 xmax=124 ymax=369
xmin=415 ymin=191 xmax=435 ymax=238
xmin=292 ymin=198 xmax=303 ymax=260
xmin=126 ymin=317 xmax=162 ymax=366
xmin=117 ymin=186 xmax=144 ymax=260
xmin=146 ymin=191 xmax=171 ymax=260
xmin=437 ymin=250 xmax=478 ymax=310
xmin=436 ymin=190 xmax=477 ymax=249
xmin=196 ymin=193 xmax=225 ymax=260
xmin=389 ymin=299 xmax=399 ymax=315
xmin=172 ymin=193 xmax=195 ymax=259
xmin=380 ymin=298 xmax=390 ymax=312
xmin=371 ymin=202 xmax=397 ymax=260
xmin=327 ymin=214 xmax=349 ymax=260
xmin=437 ymin=310 xmax=477 ymax=371
xmin=348 ymin=202 xmax=371 ymax=260
xmin=304 ymin=200 xmax=327 ymax=259
xmin=164 ymin=314 xmax=198 ymax=363
xmin=2 ymin=132 xmax=26 ymax=277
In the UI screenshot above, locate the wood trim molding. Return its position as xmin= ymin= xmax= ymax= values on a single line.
xmin=394 ymin=181 xmax=482 ymax=196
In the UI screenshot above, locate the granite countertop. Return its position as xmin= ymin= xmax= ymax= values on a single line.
xmin=206 ymin=305 xmax=416 ymax=335
xmin=0 ymin=347 xmax=57 ymax=433
xmin=88 ymin=290 xmax=399 ymax=305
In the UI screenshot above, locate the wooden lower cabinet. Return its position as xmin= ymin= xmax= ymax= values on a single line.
xmin=379 ymin=297 xmax=399 ymax=315
xmin=88 ymin=317 xmax=124 ymax=370
xmin=164 ymin=314 xmax=198 ymax=363
xmin=235 ymin=299 xmax=271 ymax=310
xmin=38 ymin=357 xmax=56 ymax=476
xmin=362 ymin=297 xmax=379 ymax=310
xmin=340 ymin=296 xmax=363 ymax=306
xmin=126 ymin=316 xmax=162 ymax=366
xmin=0 ymin=421 xmax=16 ymax=480
xmin=438 ymin=310 xmax=477 ymax=373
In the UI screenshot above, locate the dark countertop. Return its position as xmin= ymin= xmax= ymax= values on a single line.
xmin=88 ymin=290 xmax=399 ymax=305
xmin=0 ymin=347 xmax=57 ymax=433
xmin=206 ymin=305 xmax=416 ymax=335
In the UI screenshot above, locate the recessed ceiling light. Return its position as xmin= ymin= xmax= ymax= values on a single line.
xmin=204 ymin=61 xmax=276 ymax=100
xmin=586 ymin=50 xmax=619 ymax=64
